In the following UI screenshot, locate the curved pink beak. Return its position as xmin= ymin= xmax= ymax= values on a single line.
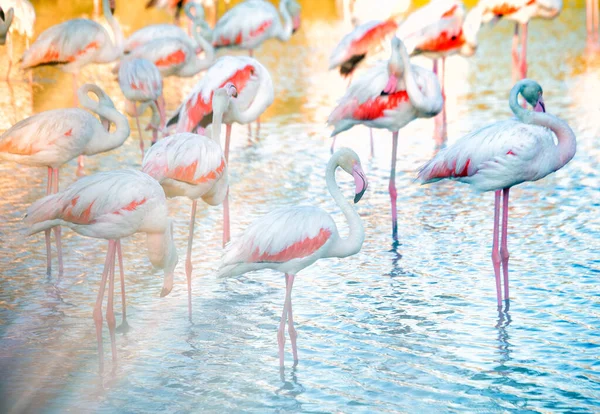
xmin=352 ymin=164 xmax=368 ymax=203
xmin=534 ymin=96 xmax=545 ymax=113
xmin=292 ymin=15 xmax=301 ymax=33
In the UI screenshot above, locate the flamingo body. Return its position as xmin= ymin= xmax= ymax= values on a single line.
xmin=118 ymin=58 xmax=163 ymax=103
xmin=122 ymin=37 xmax=202 ymax=77
xmin=474 ymin=0 xmax=562 ymax=25
xmin=124 ymin=24 xmax=195 ymax=53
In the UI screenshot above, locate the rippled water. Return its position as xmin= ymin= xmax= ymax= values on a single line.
xmin=1 ymin=1 xmax=600 ymax=413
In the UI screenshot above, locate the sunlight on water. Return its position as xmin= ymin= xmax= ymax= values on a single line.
xmin=1 ymin=0 xmax=599 ymax=413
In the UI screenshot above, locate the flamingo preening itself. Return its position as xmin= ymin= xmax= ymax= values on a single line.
xmin=418 ymin=79 xmax=576 ymax=309
xmin=218 ymin=148 xmax=368 ymax=367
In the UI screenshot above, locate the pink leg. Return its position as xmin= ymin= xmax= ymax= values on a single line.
xmin=185 ymin=200 xmax=197 ymax=321
xmin=116 ymin=240 xmax=129 ymax=331
xmin=277 ymin=274 xmax=291 ymax=367
xmin=500 ymin=188 xmax=510 ymax=303
xmin=93 ymin=241 xmax=113 ymax=374
xmin=440 ymin=57 xmax=447 ymax=146
xmin=52 ymin=168 xmax=63 ymax=277
xmin=587 ymin=0 xmax=593 ymax=36
xmin=6 ymin=33 xmax=12 ymax=82
xmin=248 ymin=123 xmax=252 ymax=140
xmin=492 ymin=190 xmax=502 ymax=309
xmin=45 ymin=167 xmax=53 ymax=276
xmin=256 ymin=117 xmax=261 ymax=138
xmin=520 ymin=23 xmax=528 ymax=79
xmin=106 ymin=240 xmax=117 ymax=367
xmin=369 ymin=128 xmax=374 ymax=159
xmin=72 ymin=73 xmax=79 ymax=107
xmin=134 ymin=103 xmax=145 ymax=159
xmin=594 ymin=0 xmax=599 ymax=40
xmin=432 ymin=59 xmax=442 ymax=145
xmin=512 ymin=24 xmax=520 ymax=82
xmin=389 ymin=131 xmax=399 ymax=240
xmin=223 ymin=124 xmax=231 ymax=247
xmin=285 ymin=274 xmax=298 ymax=364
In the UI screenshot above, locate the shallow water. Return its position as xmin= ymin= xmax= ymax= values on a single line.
xmin=1 ymin=1 xmax=600 ymax=413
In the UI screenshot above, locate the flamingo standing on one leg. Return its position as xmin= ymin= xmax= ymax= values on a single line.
xmin=143 ymin=85 xmax=236 ymax=320
xmin=118 ymin=58 xmax=166 ymax=158
xmin=328 ymin=37 xmax=442 ymax=240
xmin=417 ymin=79 xmax=576 ymax=309
xmin=2 ymin=0 xmax=35 ymax=82
xmin=469 ymin=0 xmax=562 ymax=81
xmin=218 ymin=148 xmax=368 ymax=367
xmin=24 ymin=169 xmax=178 ymax=373
xmin=0 ymin=83 xmax=130 ymax=276
xmin=329 ymin=18 xmax=400 ymax=156
xmin=166 ymin=55 xmax=274 ymax=246
xmin=397 ymin=0 xmax=482 ymax=147
xmin=21 ymin=0 xmax=123 ymax=105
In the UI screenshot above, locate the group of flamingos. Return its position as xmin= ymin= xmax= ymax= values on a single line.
xmin=0 ymin=0 xmax=581 ymax=372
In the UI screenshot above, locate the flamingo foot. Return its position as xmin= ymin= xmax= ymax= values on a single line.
xmin=116 ymin=319 xmax=130 ymax=333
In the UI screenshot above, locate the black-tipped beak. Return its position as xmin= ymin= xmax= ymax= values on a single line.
xmin=352 ymin=164 xmax=368 ymax=203
xmin=354 ymin=186 xmax=366 ymax=203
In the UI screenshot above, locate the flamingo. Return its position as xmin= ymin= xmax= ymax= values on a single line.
xmin=116 ymin=19 xmax=215 ymax=79
xmin=329 ymin=19 xmax=400 ymax=156
xmin=468 ymin=0 xmax=562 ymax=80
xmin=167 ymin=55 xmax=274 ymax=246
xmin=145 ymin=0 xmax=202 ymax=24
xmin=2 ymin=0 xmax=35 ymax=82
xmin=328 ymin=37 xmax=442 ymax=240
xmin=0 ymin=83 xmax=130 ymax=276
xmin=397 ymin=0 xmax=482 ymax=146
xmin=123 ymin=2 xmax=212 ymax=54
xmin=417 ymin=79 xmax=576 ymax=309
xmin=24 ymin=169 xmax=178 ymax=373
xmin=217 ymin=148 xmax=368 ymax=367
xmin=142 ymin=85 xmax=235 ymax=320
xmin=21 ymin=0 xmax=123 ymax=105
xmin=117 ymin=58 xmax=166 ymax=157
xmin=212 ymin=0 xmax=302 ymax=57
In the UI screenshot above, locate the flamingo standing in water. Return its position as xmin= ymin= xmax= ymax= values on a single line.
xmin=167 ymin=55 xmax=274 ymax=246
xmin=21 ymin=0 xmax=123 ymax=105
xmin=397 ymin=0 xmax=482 ymax=146
xmin=143 ymin=85 xmax=235 ymax=319
xmin=118 ymin=58 xmax=166 ymax=157
xmin=468 ymin=0 xmax=562 ymax=80
xmin=24 ymin=169 xmax=178 ymax=373
xmin=218 ymin=148 xmax=368 ymax=367
xmin=0 ymin=83 xmax=130 ymax=277
xmin=2 ymin=0 xmax=35 ymax=81
xmin=329 ymin=18 xmax=400 ymax=156
xmin=328 ymin=37 xmax=442 ymax=240
xmin=418 ymin=79 xmax=576 ymax=309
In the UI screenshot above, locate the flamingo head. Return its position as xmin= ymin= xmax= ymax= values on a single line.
xmin=282 ymin=0 xmax=301 ymax=33
xmin=521 ymin=80 xmax=545 ymax=112
xmin=159 ymin=220 xmax=179 ymax=298
xmin=335 ymin=148 xmax=368 ymax=203
xmin=109 ymin=0 xmax=116 ymax=15
xmin=212 ymin=83 xmax=238 ymax=114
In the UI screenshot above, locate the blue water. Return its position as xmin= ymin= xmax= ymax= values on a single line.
xmin=1 ymin=5 xmax=600 ymax=413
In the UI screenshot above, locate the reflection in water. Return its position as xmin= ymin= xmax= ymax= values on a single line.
xmin=494 ymin=309 xmax=512 ymax=372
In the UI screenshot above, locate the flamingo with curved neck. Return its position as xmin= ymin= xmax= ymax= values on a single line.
xmin=218 ymin=148 xmax=367 ymax=366
xmin=418 ymin=79 xmax=576 ymax=309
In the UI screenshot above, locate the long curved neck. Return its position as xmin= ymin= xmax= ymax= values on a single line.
xmin=99 ymin=0 xmax=124 ymax=62
xmin=227 ymin=69 xmax=273 ymax=124
xmin=211 ymin=101 xmax=224 ymax=148
xmin=77 ymin=84 xmax=130 ymax=154
xmin=399 ymin=44 xmax=442 ymax=115
xmin=180 ymin=23 xmax=215 ymax=76
xmin=325 ymin=156 xmax=365 ymax=258
xmin=276 ymin=0 xmax=293 ymax=41
xmin=509 ymin=83 xmax=577 ymax=168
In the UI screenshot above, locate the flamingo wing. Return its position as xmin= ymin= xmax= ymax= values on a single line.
xmin=212 ymin=0 xmax=278 ymax=49
xmin=21 ymin=19 xmax=106 ymax=69
xmin=124 ymin=24 xmax=192 ymax=53
xmin=219 ymin=206 xmax=337 ymax=277
xmin=124 ymin=38 xmax=191 ymax=76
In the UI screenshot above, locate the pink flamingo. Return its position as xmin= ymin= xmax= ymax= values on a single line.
xmin=2 ymin=0 xmax=35 ymax=82
xmin=212 ymin=0 xmax=301 ymax=57
xmin=117 ymin=58 xmax=166 ymax=157
xmin=218 ymin=148 xmax=368 ymax=367
xmin=329 ymin=18 xmax=400 ymax=156
xmin=418 ymin=79 xmax=576 ymax=309
xmin=21 ymin=0 xmax=123 ymax=105
xmin=24 ymin=169 xmax=178 ymax=373
xmin=397 ymin=0 xmax=482 ymax=146
xmin=142 ymin=84 xmax=236 ymax=320
xmin=328 ymin=37 xmax=442 ymax=240
xmin=469 ymin=0 xmax=562 ymax=80
xmin=167 ymin=55 xmax=274 ymax=246
xmin=0 ymin=83 xmax=130 ymax=277
xmin=116 ymin=21 xmax=215 ymax=79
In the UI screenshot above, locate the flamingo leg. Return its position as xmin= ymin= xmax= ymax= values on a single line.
xmin=116 ymin=240 xmax=129 ymax=332
xmin=256 ymin=117 xmax=261 ymax=139
xmin=225 ymin=124 xmax=232 ymax=163
xmin=285 ymin=274 xmax=298 ymax=364
xmin=72 ymin=73 xmax=79 ymax=107
xmin=519 ymin=23 xmax=528 ymax=79
xmin=106 ymin=240 xmax=117 ymax=367
xmin=93 ymin=241 xmax=113 ymax=374
xmin=432 ymin=59 xmax=443 ymax=146
xmin=223 ymin=124 xmax=232 ymax=247
xmin=594 ymin=0 xmax=600 ymax=40
xmin=587 ymin=0 xmax=593 ymax=36
xmin=369 ymin=129 xmax=374 ymax=159
xmin=500 ymin=188 xmax=511 ymax=303
xmin=185 ymin=200 xmax=197 ymax=321
xmin=277 ymin=274 xmax=292 ymax=367
xmin=134 ymin=103 xmax=145 ymax=159
xmin=26 ymin=38 xmax=32 ymax=85
xmin=249 ymin=49 xmax=253 ymax=57
xmin=6 ymin=33 xmax=12 ymax=82
xmin=492 ymin=190 xmax=502 ymax=309
xmin=52 ymin=168 xmax=63 ymax=277
xmin=439 ymin=57 xmax=447 ymax=147
xmin=389 ymin=131 xmax=399 ymax=240
xmin=45 ymin=167 xmax=53 ymax=276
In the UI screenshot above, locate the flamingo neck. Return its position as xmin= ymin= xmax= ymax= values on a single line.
xmin=146 ymin=219 xmax=178 ymax=297
xmin=186 ymin=22 xmax=215 ymax=74
xmin=325 ymin=153 xmax=365 ymax=258
xmin=276 ymin=0 xmax=293 ymax=42
xmin=99 ymin=0 xmax=124 ymax=62
xmin=211 ymin=102 xmax=225 ymax=148
xmin=227 ymin=67 xmax=274 ymax=124
xmin=77 ymin=84 xmax=130 ymax=154
xmin=509 ymin=82 xmax=577 ymax=169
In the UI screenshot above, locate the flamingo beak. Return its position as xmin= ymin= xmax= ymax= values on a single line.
xmin=160 ymin=272 xmax=174 ymax=297
xmin=224 ymin=82 xmax=238 ymax=98
xmin=534 ymin=96 xmax=545 ymax=113
xmin=352 ymin=163 xmax=368 ymax=203
xmin=101 ymin=118 xmax=111 ymax=132
xmin=109 ymin=0 xmax=116 ymax=14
